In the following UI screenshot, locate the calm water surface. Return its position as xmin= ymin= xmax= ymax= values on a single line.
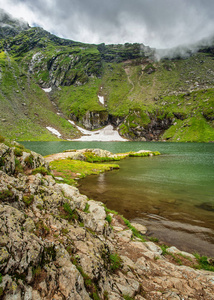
xmin=22 ymin=141 xmax=214 ymax=256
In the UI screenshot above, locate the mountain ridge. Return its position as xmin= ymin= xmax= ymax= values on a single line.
xmin=0 ymin=10 xmax=214 ymax=142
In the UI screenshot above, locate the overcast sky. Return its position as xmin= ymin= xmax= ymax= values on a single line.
xmin=1 ymin=0 xmax=214 ymax=48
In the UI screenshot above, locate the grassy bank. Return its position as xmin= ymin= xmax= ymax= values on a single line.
xmin=50 ymin=158 xmax=120 ymax=185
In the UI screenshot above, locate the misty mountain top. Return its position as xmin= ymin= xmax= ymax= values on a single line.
xmin=1 ymin=0 xmax=214 ymax=49
xmin=1 ymin=7 xmax=214 ymax=61
xmin=0 ymin=9 xmax=29 ymax=38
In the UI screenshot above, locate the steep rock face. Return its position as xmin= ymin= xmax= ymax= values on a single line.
xmin=97 ymin=42 xmax=153 ymax=63
xmin=70 ymin=110 xmax=174 ymax=141
xmin=71 ymin=110 xmax=109 ymax=130
xmin=121 ymin=114 xmax=173 ymax=141
xmin=29 ymin=47 xmax=102 ymax=88
xmin=0 ymin=143 xmax=214 ymax=299
xmin=82 ymin=111 xmax=109 ymax=130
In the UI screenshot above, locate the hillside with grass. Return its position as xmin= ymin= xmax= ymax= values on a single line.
xmin=0 ymin=10 xmax=214 ymax=142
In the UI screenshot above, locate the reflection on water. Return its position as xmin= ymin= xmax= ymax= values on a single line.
xmin=78 ymin=147 xmax=214 ymax=256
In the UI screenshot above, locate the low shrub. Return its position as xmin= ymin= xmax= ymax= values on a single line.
xmin=61 ymin=202 xmax=77 ymax=221
xmin=15 ymin=158 xmax=24 ymax=174
xmin=0 ymin=189 xmax=14 ymax=201
xmin=194 ymin=253 xmax=214 ymax=272
xmin=23 ymin=195 xmax=34 ymax=207
xmin=109 ymin=253 xmax=123 ymax=271
xmin=32 ymin=166 xmax=50 ymax=176
xmin=24 ymin=154 xmax=34 ymax=168
xmin=84 ymin=202 xmax=90 ymax=213
xmin=14 ymin=147 xmax=23 ymax=157
xmin=0 ymin=135 xmax=5 ymax=143
xmin=106 ymin=214 xmax=112 ymax=224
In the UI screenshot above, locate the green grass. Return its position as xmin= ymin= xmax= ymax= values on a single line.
xmin=104 ymin=207 xmax=146 ymax=242
xmin=194 ymin=253 xmax=214 ymax=272
xmin=121 ymin=216 xmax=146 ymax=242
xmin=22 ymin=195 xmax=34 ymax=207
xmin=70 ymin=255 xmax=100 ymax=299
xmin=1 ymin=29 xmax=214 ymax=143
xmin=101 ymin=63 xmax=133 ymax=116
xmin=159 ymin=244 xmax=170 ymax=256
xmin=0 ymin=189 xmax=14 ymax=201
xmin=106 ymin=214 xmax=112 ymax=224
xmin=0 ymin=51 xmax=79 ymax=141
xmin=162 ymin=116 xmax=214 ymax=142
xmin=83 ymin=152 xmax=121 ymax=163
xmin=55 ymin=77 xmax=104 ymax=118
xmin=50 ymin=158 xmax=120 ymax=185
xmin=63 ymin=203 xmax=75 ymax=220
xmin=84 ymin=202 xmax=90 ymax=213
xmin=123 ymin=296 xmax=135 ymax=300
xmin=129 ymin=151 xmax=160 ymax=157
xmin=32 ymin=167 xmax=51 ymax=176
xmin=109 ymin=253 xmax=123 ymax=271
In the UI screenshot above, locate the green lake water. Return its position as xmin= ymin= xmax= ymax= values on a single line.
xmin=21 ymin=141 xmax=214 ymax=256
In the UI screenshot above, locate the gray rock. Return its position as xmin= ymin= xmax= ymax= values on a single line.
xmin=130 ymin=222 xmax=147 ymax=234
xmin=0 ymin=143 xmax=15 ymax=175
xmin=167 ymin=246 xmax=195 ymax=259
xmin=82 ymin=200 xmax=108 ymax=234
xmin=57 ymin=183 xmax=88 ymax=210
xmin=144 ymin=241 xmax=163 ymax=255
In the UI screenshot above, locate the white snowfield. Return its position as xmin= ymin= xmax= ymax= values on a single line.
xmin=42 ymin=87 xmax=52 ymax=93
xmin=98 ymin=95 xmax=104 ymax=105
xmin=69 ymin=120 xmax=127 ymax=141
xmin=46 ymin=126 xmax=61 ymax=138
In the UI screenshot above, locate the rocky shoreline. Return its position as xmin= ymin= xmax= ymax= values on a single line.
xmin=0 ymin=142 xmax=214 ymax=299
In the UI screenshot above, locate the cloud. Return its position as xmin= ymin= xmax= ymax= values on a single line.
xmin=1 ymin=0 xmax=214 ymax=48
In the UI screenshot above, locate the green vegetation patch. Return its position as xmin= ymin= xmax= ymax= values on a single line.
xmin=22 ymin=195 xmax=34 ymax=207
xmin=106 ymin=214 xmax=112 ymax=224
xmin=129 ymin=151 xmax=160 ymax=157
xmin=104 ymin=207 xmax=146 ymax=242
xmin=83 ymin=152 xmax=121 ymax=163
xmin=101 ymin=63 xmax=133 ymax=116
xmin=109 ymin=253 xmax=123 ymax=271
xmin=24 ymin=154 xmax=34 ymax=168
xmin=61 ymin=202 xmax=77 ymax=221
xmin=162 ymin=116 xmax=214 ymax=142
xmin=0 ymin=135 xmax=5 ymax=143
xmin=55 ymin=78 xmax=104 ymax=118
xmin=0 ymin=189 xmax=14 ymax=201
xmin=32 ymin=166 xmax=51 ymax=176
xmin=50 ymin=158 xmax=120 ymax=185
xmin=70 ymin=255 xmax=100 ymax=299
xmin=194 ymin=254 xmax=214 ymax=272
xmin=121 ymin=216 xmax=146 ymax=242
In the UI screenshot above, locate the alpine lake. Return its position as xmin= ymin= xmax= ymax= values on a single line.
xmin=21 ymin=141 xmax=214 ymax=257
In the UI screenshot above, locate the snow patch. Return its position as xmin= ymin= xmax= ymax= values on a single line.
xmin=42 ymin=87 xmax=52 ymax=93
xmin=32 ymin=52 xmax=41 ymax=61
xmin=98 ymin=95 xmax=104 ymax=105
xmin=69 ymin=120 xmax=127 ymax=141
xmin=68 ymin=120 xmax=75 ymax=126
xmin=46 ymin=126 xmax=61 ymax=138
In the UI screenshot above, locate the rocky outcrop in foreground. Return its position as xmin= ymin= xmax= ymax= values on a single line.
xmin=0 ymin=143 xmax=214 ymax=300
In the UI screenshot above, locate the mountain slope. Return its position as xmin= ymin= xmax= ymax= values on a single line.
xmin=0 ymin=10 xmax=214 ymax=142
